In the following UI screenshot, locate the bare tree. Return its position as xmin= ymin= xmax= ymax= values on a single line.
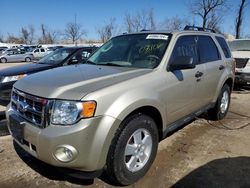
xmin=206 ymin=11 xmax=223 ymax=32
xmin=0 ymin=32 xmax=4 ymax=43
xmin=28 ymin=25 xmax=35 ymax=44
xmin=235 ymin=0 xmax=247 ymax=39
xmin=20 ymin=27 xmax=29 ymax=44
xmin=6 ymin=34 xmax=22 ymax=44
xmin=64 ymin=22 xmax=86 ymax=45
xmin=189 ymin=0 xmax=227 ymax=28
xmin=20 ymin=25 xmax=36 ymax=44
xmin=124 ymin=9 xmax=156 ymax=33
xmin=159 ymin=16 xmax=189 ymax=30
xmin=38 ymin=24 xmax=59 ymax=44
xmin=96 ymin=18 xmax=116 ymax=42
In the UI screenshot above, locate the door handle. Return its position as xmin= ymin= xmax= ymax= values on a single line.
xmin=195 ymin=71 xmax=203 ymax=78
xmin=219 ymin=65 xmax=225 ymax=70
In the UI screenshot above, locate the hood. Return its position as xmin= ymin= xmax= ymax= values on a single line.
xmin=231 ymin=51 xmax=250 ymax=59
xmin=14 ymin=64 xmax=152 ymax=100
xmin=0 ymin=63 xmax=53 ymax=76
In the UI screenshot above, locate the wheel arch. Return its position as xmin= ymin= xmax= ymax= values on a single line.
xmin=223 ymin=77 xmax=234 ymax=91
xmin=121 ymin=105 xmax=164 ymax=141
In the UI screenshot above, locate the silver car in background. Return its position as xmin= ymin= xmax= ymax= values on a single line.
xmin=0 ymin=50 xmax=34 ymax=63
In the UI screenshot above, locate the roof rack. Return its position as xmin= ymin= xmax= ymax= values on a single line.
xmin=183 ymin=25 xmax=216 ymax=33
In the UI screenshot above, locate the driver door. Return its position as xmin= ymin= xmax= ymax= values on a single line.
xmin=164 ymin=35 xmax=206 ymax=124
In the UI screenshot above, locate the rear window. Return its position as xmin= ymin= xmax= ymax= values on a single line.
xmin=216 ymin=36 xmax=231 ymax=58
xmin=198 ymin=36 xmax=221 ymax=63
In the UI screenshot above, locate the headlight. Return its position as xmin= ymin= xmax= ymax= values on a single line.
xmin=51 ymin=100 xmax=96 ymax=125
xmin=1 ymin=74 xmax=27 ymax=83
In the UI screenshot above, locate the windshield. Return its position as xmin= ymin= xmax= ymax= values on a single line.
xmin=37 ymin=48 xmax=75 ymax=64
xmin=88 ymin=34 xmax=170 ymax=69
xmin=228 ymin=40 xmax=250 ymax=51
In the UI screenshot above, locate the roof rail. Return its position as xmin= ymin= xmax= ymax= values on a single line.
xmin=183 ymin=25 xmax=216 ymax=33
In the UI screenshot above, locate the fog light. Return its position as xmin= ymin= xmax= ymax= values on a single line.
xmin=54 ymin=145 xmax=78 ymax=163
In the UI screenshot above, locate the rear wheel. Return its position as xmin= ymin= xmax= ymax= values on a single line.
xmin=0 ymin=58 xmax=7 ymax=63
xmin=106 ymin=114 xmax=159 ymax=185
xmin=208 ymin=84 xmax=231 ymax=120
xmin=25 ymin=57 xmax=31 ymax=62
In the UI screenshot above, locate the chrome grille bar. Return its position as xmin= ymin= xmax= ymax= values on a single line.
xmin=11 ymin=88 xmax=48 ymax=128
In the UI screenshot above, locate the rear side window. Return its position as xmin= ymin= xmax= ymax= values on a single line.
xmin=215 ymin=36 xmax=232 ymax=58
xmin=170 ymin=36 xmax=199 ymax=65
xmin=41 ymin=49 xmax=45 ymax=52
xmin=198 ymin=36 xmax=220 ymax=63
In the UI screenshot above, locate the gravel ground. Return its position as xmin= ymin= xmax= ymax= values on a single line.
xmin=0 ymin=90 xmax=250 ymax=188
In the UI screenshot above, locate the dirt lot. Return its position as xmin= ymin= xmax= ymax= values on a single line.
xmin=0 ymin=89 xmax=249 ymax=188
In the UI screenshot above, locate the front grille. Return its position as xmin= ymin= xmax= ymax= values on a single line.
xmin=11 ymin=88 xmax=48 ymax=128
xmin=235 ymin=58 xmax=249 ymax=68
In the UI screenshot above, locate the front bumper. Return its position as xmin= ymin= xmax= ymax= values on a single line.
xmin=6 ymin=104 xmax=121 ymax=172
xmin=0 ymin=81 xmax=15 ymax=106
xmin=235 ymin=72 xmax=250 ymax=85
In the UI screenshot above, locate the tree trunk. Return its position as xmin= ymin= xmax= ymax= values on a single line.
xmin=235 ymin=0 xmax=246 ymax=39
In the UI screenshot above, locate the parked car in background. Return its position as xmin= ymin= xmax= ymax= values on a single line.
xmin=228 ymin=39 xmax=250 ymax=85
xmin=6 ymin=27 xmax=234 ymax=185
xmin=0 ymin=47 xmax=8 ymax=54
xmin=0 ymin=50 xmax=34 ymax=63
xmin=31 ymin=48 xmax=47 ymax=59
xmin=0 ymin=46 xmax=97 ymax=106
xmin=46 ymin=46 xmax=64 ymax=53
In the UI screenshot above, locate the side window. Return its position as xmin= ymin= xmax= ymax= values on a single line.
xmin=215 ymin=36 xmax=232 ymax=58
xmin=170 ymin=35 xmax=199 ymax=65
xmin=8 ymin=51 xmax=14 ymax=55
xmin=41 ymin=48 xmax=45 ymax=52
xmin=82 ymin=50 xmax=91 ymax=59
xmin=198 ymin=36 xmax=220 ymax=63
xmin=34 ymin=49 xmax=39 ymax=53
xmin=70 ymin=50 xmax=86 ymax=64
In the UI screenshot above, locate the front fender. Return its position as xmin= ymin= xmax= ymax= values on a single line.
xmin=103 ymin=88 xmax=166 ymax=128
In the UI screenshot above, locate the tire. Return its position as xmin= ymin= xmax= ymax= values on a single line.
xmin=106 ymin=114 xmax=159 ymax=185
xmin=0 ymin=58 xmax=7 ymax=63
xmin=208 ymin=84 xmax=231 ymax=120
xmin=25 ymin=57 xmax=31 ymax=62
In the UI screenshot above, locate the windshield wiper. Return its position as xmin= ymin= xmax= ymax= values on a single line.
xmin=98 ymin=63 xmax=125 ymax=67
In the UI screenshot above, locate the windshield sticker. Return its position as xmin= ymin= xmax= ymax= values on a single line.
xmin=146 ymin=34 xmax=169 ymax=40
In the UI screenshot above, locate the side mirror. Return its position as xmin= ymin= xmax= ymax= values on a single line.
xmin=169 ymin=56 xmax=196 ymax=71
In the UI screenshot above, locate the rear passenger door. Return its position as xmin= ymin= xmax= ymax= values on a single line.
xmin=198 ymin=35 xmax=223 ymax=104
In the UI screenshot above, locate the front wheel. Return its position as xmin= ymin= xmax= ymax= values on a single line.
xmin=106 ymin=114 xmax=159 ymax=185
xmin=25 ymin=57 xmax=31 ymax=62
xmin=208 ymin=84 xmax=231 ymax=120
xmin=0 ymin=58 xmax=7 ymax=63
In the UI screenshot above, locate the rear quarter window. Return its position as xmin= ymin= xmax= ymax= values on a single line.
xmin=215 ymin=36 xmax=232 ymax=58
